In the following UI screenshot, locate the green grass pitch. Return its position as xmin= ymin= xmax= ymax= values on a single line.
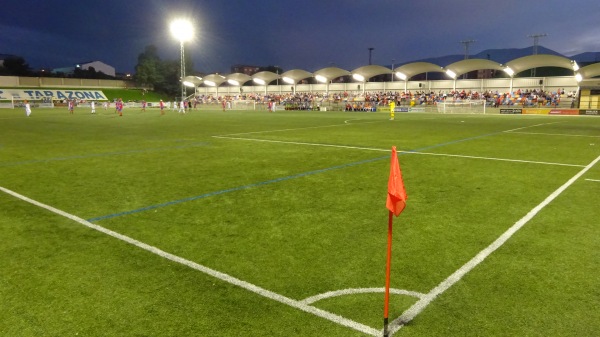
xmin=1 ymin=106 xmax=599 ymax=336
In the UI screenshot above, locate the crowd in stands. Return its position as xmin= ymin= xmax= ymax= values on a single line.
xmin=187 ymin=88 xmax=576 ymax=110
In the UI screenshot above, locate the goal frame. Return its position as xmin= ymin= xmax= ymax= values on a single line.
xmin=436 ymin=99 xmax=487 ymax=114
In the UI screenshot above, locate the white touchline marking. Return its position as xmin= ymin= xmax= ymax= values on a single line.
xmin=506 ymin=131 xmax=600 ymax=138
xmin=213 ymin=135 xmax=388 ymax=152
xmin=212 ymin=136 xmax=585 ymax=168
xmin=586 ymin=179 xmax=600 ymax=182
xmin=408 ymin=151 xmax=585 ymax=168
xmin=0 ymin=186 xmax=380 ymax=337
xmin=387 ymin=154 xmax=600 ymax=336
xmin=301 ymin=288 xmax=426 ymax=305
xmin=216 ymin=120 xmax=383 ymax=137
xmin=503 ymin=121 xmax=562 ymax=133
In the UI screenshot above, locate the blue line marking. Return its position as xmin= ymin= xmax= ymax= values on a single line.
xmin=87 ymin=130 xmax=504 ymax=222
xmin=86 ymin=155 xmax=389 ymax=222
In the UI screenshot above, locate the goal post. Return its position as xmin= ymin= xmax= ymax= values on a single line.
xmin=436 ymin=99 xmax=487 ymax=114
xmin=0 ymin=96 xmax=14 ymax=109
xmin=229 ymin=100 xmax=256 ymax=111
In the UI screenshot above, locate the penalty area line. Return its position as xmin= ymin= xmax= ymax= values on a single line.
xmin=0 ymin=186 xmax=380 ymax=337
xmin=387 ymin=154 xmax=600 ymax=336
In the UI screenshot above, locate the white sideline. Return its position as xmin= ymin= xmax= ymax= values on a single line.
xmin=506 ymin=131 xmax=600 ymax=138
xmin=502 ymin=121 xmax=562 ymax=132
xmin=387 ymin=154 xmax=600 ymax=336
xmin=217 ymin=119 xmax=382 ymax=137
xmin=212 ymin=135 xmax=585 ymax=168
xmin=0 ymin=186 xmax=380 ymax=337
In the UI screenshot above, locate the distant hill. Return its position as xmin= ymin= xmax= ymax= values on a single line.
xmin=472 ymin=46 xmax=564 ymax=64
xmin=396 ymin=46 xmax=588 ymax=67
xmin=570 ymin=52 xmax=600 ymax=64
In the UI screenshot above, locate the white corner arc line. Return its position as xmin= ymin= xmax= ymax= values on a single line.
xmin=0 ymin=186 xmax=380 ymax=337
xmin=301 ymin=288 xmax=426 ymax=305
xmin=387 ymin=154 xmax=600 ymax=336
xmin=586 ymin=178 xmax=600 ymax=182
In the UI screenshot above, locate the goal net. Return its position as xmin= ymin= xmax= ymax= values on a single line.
xmin=230 ymin=100 xmax=256 ymax=111
xmin=436 ymin=99 xmax=487 ymax=114
xmin=0 ymin=97 xmax=14 ymax=109
xmin=0 ymin=97 xmax=55 ymax=109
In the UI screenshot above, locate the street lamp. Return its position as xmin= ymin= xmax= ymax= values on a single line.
xmin=170 ymin=19 xmax=194 ymax=103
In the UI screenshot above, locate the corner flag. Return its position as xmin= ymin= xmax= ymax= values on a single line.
xmin=383 ymin=146 xmax=407 ymax=337
xmin=386 ymin=146 xmax=407 ymax=217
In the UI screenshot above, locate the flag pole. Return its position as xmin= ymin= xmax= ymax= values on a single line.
xmin=384 ymin=146 xmax=407 ymax=337
xmin=383 ymin=210 xmax=393 ymax=337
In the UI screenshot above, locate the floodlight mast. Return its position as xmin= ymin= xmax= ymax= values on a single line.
xmin=170 ymin=19 xmax=193 ymax=103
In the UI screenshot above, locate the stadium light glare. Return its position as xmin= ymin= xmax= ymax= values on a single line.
xmin=204 ymin=80 xmax=216 ymax=87
xmin=227 ymin=79 xmax=240 ymax=86
xmin=445 ymin=69 xmax=457 ymax=79
xmin=170 ymin=19 xmax=194 ymax=42
xmin=503 ymin=67 xmax=515 ymax=77
xmin=575 ymin=73 xmax=583 ymax=82
xmin=315 ymin=75 xmax=327 ymax=83
xmin=352 ymin=73 xmax=365 ymax=82
xmin=395 ymin=71 xmax=407 ymax=81
xmin=572 ymin=61 xmax=580 ymax=71
xmin=282 ymin=77 xmax=295 ymax=84
xmin=170 ymin=18 xmax=194 ymax=102
xmin=253 ymin=78 xmax=266 ymax=85
xmin=182 ymin=81 xmax=195 ymax=88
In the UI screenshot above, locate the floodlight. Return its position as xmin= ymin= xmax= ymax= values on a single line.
xmin=253 ymin=78 xmax=266 ymax=85
xmin=572 ymin=61 xmax=579 ymax=71
xmin=445 ymin=69 xmax=457 ymax=79
xmin=315 ymin=75 xmax=327 ymax=83
xmin=182 ymin=81 xmax=195 ymax=88
xmin=227 ymin=79 xmax=240 ymax=86
xmin=204 ymin=80 xmax=216 ymax=87
xmin=171 ymin=18 xmax=194 ymax=102
xmin=282 ymin=77 xmax=295 ymax=84
xmin=503 ymin=67 xmax=515 ymax=77
xmin=170 ymin=19 xmax=193 ymax=42
xmin=352 ymin=73 xmax=365 ymax=82
xmin=395 ymin=71 xmax=407 ymax=81
xmin=575 ymin=73 xmax=583 ymax=82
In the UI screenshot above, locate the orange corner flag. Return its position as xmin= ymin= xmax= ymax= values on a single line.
xmin=386 ymin=146 xmax=407 ymax=216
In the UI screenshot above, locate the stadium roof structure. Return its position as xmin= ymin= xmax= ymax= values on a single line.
xmin=280 ymin=69 xmax=313 ymax=84
xmin=190 ymin=54 xmax=597 ymax=88
xmin=579 ymin=62 xmax=600 ymax=79
xmin=444 ymin=59 xmax=504 ymax=78
xmin=351 ymin=65 xmax=391 ymax=80
xmin=393 ymin=62 xmax=444 ymax=80
xmin=505 ymin=54 xmax=575 ymax=75
xmin=252 ymin=71 xmax=281 ymax=85
xmin=182 ymin=75 xmax=202 ymax=87
xmin=201 ymin=74 xmax=227 ymax=87
xmin=225 ymin=73 xmax=252 ymax=86
xmin=313 ymin=67 xmax=351 ymax=81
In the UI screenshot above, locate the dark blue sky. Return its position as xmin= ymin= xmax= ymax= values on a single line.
xmin=1 ymin=0 xmax=599 ymax=74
